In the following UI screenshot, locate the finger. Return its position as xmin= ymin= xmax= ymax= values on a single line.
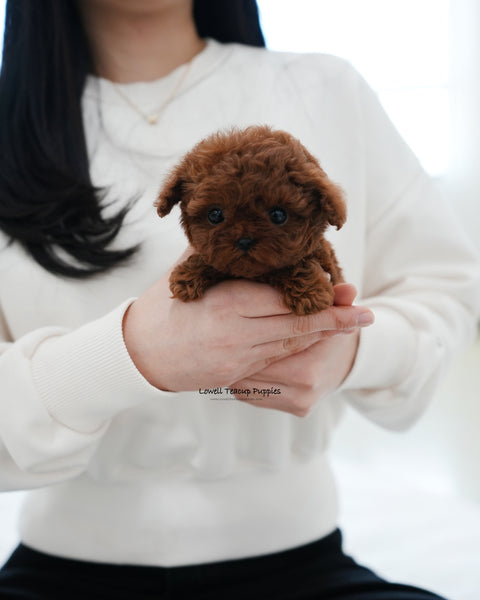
xmin=333 ymin=283 xmax=357 ymax=306
xmin=231 ymin=379 xmax=316 ymax=418
xmin=251 ymin=328 xmax=360 ymax=384
xmin=230 ymin=379 xmax=291 ymax=408
xmin=248 ymin=304 xmax=374 ymax=348
xmin=248 ymin=323 xmax=357 ymax=369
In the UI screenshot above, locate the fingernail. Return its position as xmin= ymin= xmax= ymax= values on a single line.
xmin=357 ymin=312 xmax=375 ymax=326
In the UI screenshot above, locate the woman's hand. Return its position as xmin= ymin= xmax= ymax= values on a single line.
xmin=229 ymin=283 xmax=366 ymax=417
xmin=122 ymin=250 xmax=374 ymax=393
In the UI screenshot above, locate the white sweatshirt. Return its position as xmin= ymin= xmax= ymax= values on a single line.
xmin=0 ymin=39 xmax=479 ymax=567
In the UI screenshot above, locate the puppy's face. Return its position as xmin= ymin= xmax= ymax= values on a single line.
xmin=177 ymin=178 xmax=330 ymax=279
xmin=156 ymin=126 xmax=346 ymax=278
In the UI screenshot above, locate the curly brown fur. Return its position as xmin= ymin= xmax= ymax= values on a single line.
xmin=155 ymin=125 xmax=346 ymax=315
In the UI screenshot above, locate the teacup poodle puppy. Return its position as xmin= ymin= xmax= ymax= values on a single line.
xmin=155 ymin=125 xmax=346 ymax=315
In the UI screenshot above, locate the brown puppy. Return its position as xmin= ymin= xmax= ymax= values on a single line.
xmin=155 ymin=125 xmax=346 ymax=315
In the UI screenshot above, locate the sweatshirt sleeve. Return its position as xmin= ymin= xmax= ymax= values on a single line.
xmin=0 ymin=298 xmax=172 ymax=491
xmin=338 ymin=69 xmax=480 ymax=430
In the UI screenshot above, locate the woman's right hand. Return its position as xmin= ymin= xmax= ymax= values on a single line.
xmin=122 ymin=250 xmax=375 ymax=392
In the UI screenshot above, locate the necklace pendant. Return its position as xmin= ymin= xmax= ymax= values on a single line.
xmin=147 ymin=114 xmax=158 ymax=125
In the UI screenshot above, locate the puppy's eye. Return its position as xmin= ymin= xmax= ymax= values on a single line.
xmin=268 ymin=207 xmax=288 ymax=226
xmin=207 ymin=208 xmax=225 ymax=225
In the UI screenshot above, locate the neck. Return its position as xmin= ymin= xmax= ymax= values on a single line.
xmin=77 ymin=0 xmax=205 ymax=83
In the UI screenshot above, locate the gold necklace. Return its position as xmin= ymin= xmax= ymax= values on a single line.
xmin=111 ymin=59 xmax=194 ymax=125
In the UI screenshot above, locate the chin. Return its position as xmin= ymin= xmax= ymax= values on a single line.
xmin=227 ymin=264 xmax=269 ymax=279
xmin=210 ymin=255 xmax=268 ymax=279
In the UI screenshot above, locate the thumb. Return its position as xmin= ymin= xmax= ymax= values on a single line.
xmin=333 ymin=283 xmax=357 ymax=306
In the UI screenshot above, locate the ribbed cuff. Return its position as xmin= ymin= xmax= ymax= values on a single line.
xmin=31 ymin=299 xmax=176 ymax=433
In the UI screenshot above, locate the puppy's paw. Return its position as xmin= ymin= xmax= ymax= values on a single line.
xmin=169 ymin=263 xmax=206 ymax=301
xmin=283 ymin=285 xmax=334 ymax=315
xmin=168 ymin=257 xmax=224 ymax=302
xmin=284 ymin=291 xmax=334 ymax=315
xmin=169 ymin=260 xmax=211 ymax=302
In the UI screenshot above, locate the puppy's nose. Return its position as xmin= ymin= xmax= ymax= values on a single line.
xmin=236 ymin=237 xmax=255 ymax=252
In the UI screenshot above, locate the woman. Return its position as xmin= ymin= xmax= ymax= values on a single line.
xmin=0 ymin=1 xmax=478 ymax=598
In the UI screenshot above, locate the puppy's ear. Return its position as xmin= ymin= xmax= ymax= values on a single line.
xmin=318 ymin=179 xmax=347 ymax=230
xmin=155 ymin=162 xmax=189 ymax=217
xmin=299 ymin=146 xmax=346 ymax=230
xmin=155 ymin=180 xmax=185 ymax=217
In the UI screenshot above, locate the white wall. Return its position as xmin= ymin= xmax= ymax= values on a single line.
xmin=258 ymin=0 xmax=480 ymax=252
xmin=440 ymin=0 xmax=480 ymax=250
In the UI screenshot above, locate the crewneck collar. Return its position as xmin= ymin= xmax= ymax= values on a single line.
xmin=81 ymin=38 xmax=236 ymax=162
xmin=83 ymin=38 xmax=231 ymax=112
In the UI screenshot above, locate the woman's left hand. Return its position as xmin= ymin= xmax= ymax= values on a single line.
xmin=230 ymin=283 xmax=365 ymax=417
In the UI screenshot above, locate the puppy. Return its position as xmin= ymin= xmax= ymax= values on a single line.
xmin=155 ymin=125 xmax=346 ymax=315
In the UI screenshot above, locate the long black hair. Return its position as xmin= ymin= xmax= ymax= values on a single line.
xmin=0 ymin=0 xmax=265 ymax=278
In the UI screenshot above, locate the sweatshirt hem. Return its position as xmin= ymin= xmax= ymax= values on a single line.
xmin=19 ymin=454 xmax=338 ymax=567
